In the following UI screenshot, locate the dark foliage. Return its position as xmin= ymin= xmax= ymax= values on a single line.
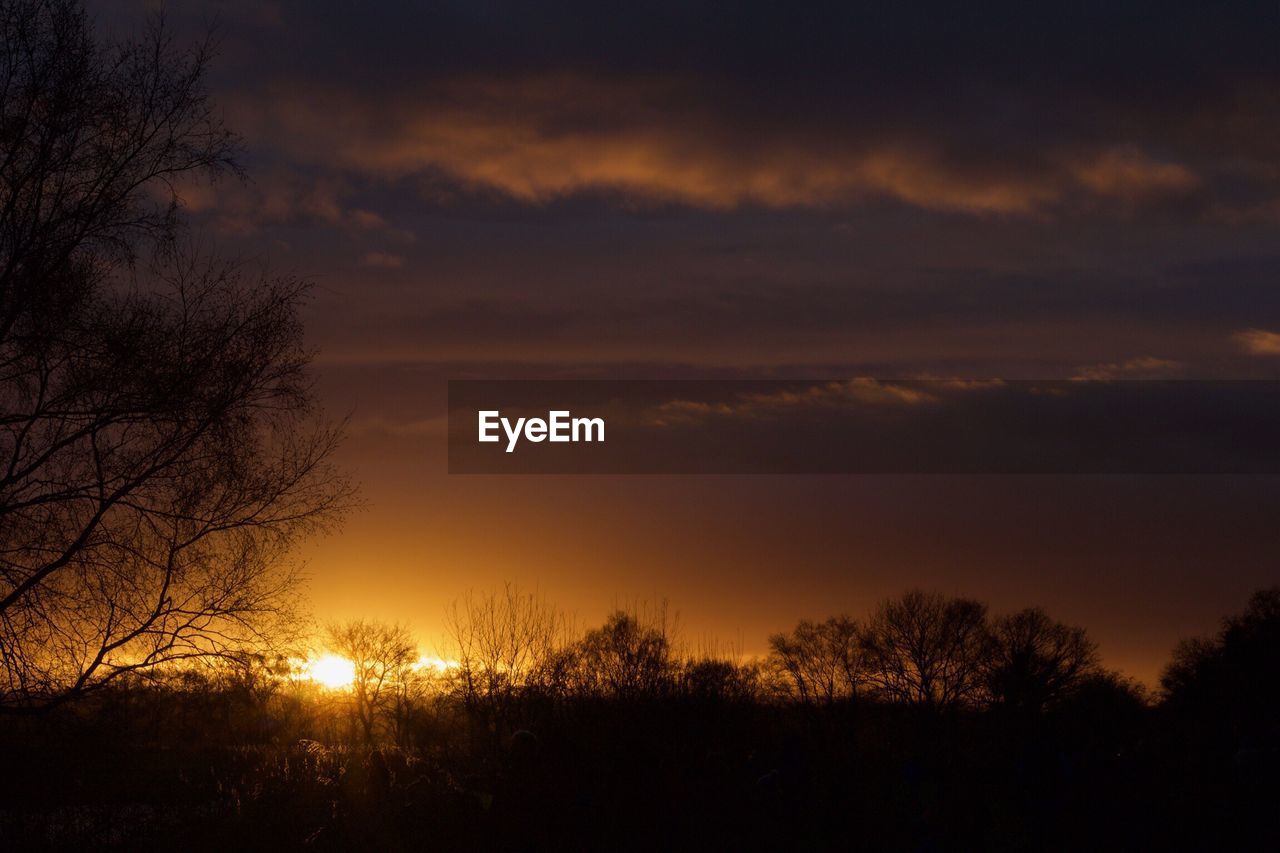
xmin=0 ymin=589 xmax=1276 ymax=851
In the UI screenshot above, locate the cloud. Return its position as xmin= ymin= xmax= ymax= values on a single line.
xmin=175 ymin=167 xmax=414 ymax=240
xmin=227 ymin=75 xmax=1223 ymax=216
xmin=1070 ymin=148 xmax=1200 ymax=201
xmin=648 ymin=379 xmax=944 ymax=426
xmin=349 ymin=208 xmax=388 ymax=229
xmin=1235 ymin=328 xmax=1280 ymax=355
xmin=739 ymin=379 xmax=937 ymax=408
xmin=1072 ymin=356 xmax=1183 ymax=380
xmin=362 ymin=251 xmax=405 ymax=269
xmin=139 ymin=1 xmax=1280 ymax=221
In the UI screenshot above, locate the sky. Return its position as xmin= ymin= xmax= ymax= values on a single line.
xmin=97 ymin=1 xmax=1280 ymax=682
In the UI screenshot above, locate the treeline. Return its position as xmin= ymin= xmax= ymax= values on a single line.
xmin=5 ymin=586 xmax=1277 ymax=851
xmin=46 ymin=584 xmax=1275 ymax=759
xmin=347 ymin=586 xmax=1141 ymax=752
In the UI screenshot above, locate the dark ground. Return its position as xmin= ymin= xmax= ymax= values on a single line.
xmin=1 ymin=685 xmax=1276 ymax=852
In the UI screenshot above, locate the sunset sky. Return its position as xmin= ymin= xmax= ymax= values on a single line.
xmin=98 ymin=1 xmax=1280 ymax=682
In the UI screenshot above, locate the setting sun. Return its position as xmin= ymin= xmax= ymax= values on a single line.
xmin=304 ymin=654 xmax=356 ymax=689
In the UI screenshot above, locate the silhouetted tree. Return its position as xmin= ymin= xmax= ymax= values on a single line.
xmin=576 ymin=604 xmax=677 ymax=700
xmin=326 ymin=620 xmax=419 ymax=744
xmin=444 ymin=585 xmax=571 ymax=741
xmin=861 ymin=590 xmax=990 ymax=709
xmin=985 ymin=607 xmax=1099 ymax=712
xmin=1161 ymin=587 xmax=1280 ymax=742
xmin=0 ymin=0 xmax=238 ymax=340
xmin=679 ymin=656 xmax=763 ymax=704
xmin=0 ymin=1 xmax=351 ymax=709
xmin=768 ymin=615 xmax=863 ymax=703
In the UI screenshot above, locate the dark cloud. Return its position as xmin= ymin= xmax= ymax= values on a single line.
xmin=99 ymin=1 xmax=1280 ymax=219
xmin=301 ymin=257 xmax=1280 ymax=372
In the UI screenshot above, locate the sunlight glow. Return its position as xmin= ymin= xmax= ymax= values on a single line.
xmin=303 ymin=654 xmax=356 ymax=689
xmin=414 ymin=655 xmax=460 ymax=673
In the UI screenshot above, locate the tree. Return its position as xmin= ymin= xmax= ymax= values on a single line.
xmin=0 ymin=0 xmax=238 ymax=339
xmin=679 ymin=657 xmax=761 ymax=703
xmin=861 ymin=590 xmax=990 ymax=709
xmin=0 ymin=1 xmax=351 ymax=709
xmin=1161 ymin=587 xmax=1280 ymax=740
xmin=325 ymin=620 xmax=420 ymax=745
xmin=575 ymin=604 xmax=677 ymax=700
xmin=984 ymin=608 xmax=1098 ymax=712
xmin=444 ymin=584 xmax=571 ymax=742
xmin=767 ymin=615 xmax=863 ymax=703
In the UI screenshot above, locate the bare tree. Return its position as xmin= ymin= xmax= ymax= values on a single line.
xmin=443 ymin=584 xmax=571 ymax=741
xmin=0 ymin=1 xmax=351 ymax=709
xmin=984 ymin=608 xmax=1098 ymax=711
xmin=325 ymin=620 xmax=419 ymax=744
xmin=575 ymin=602 xmax=678 ymax=701
xmin=861 ymin=590 xmax=990 ymax=709
xmin=768 ymin=615 xmax=863 ymax=704
xmin=1 ymin=0 xmax=238 ymax=340
xmin=679 ymin=656 xmax=764 ymax=704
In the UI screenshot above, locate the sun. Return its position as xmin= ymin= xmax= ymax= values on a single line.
xmin=305 ymin=653 xmax=356 ymax=689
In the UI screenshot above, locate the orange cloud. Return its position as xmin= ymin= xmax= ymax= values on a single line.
xmin=648 ymin=379 xmax=939 ymax=426
xmin=1072 ymin=356 xmax=1183 ymax=380
xmin=173 ymin=167 xmax=414 ymax=239
xmin=1070 ymin=147 xmax=1200 ymax=200
xmin=1234 ymin=328 xmax=1280 ymax=355
xmin=231 ymin=76 xmax=1201 ymax=215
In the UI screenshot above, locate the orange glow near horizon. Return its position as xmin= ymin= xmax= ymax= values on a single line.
xmin=414 ymin=654 xmax=460 ymax=673
xmin=292 ymin=653 xmax=459 ymax=691
xmin=300 ymin=654 xmax=357 ymax=690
